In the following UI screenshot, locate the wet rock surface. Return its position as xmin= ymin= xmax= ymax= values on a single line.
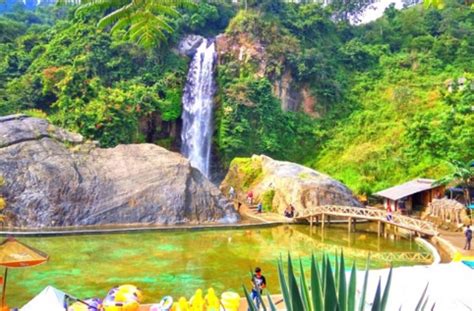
xmin=0 ymin=115 xmax=238 ymax=228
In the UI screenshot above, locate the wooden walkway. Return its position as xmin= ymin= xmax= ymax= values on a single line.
xmin=297 ymin=205 xmax=438 ymax=237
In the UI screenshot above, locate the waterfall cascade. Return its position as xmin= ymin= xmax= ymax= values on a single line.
xmin=180 ymin=38 xmax=216 ymax=178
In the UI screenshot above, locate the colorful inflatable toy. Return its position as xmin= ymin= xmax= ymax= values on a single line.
xmin=103 ymin=284 xmax=142 ymax=311
xmin=68 ymin=298 xmax=102 ymax=311
xmin=171 ymin=297 xmax=189 ymax=311
xmin=149 ymin=296 xmax=173 ymax=311
xmin=221 ymin=291 xmax=240 ymax=311
xmin=204 ymin=288 xmax=219 ymax=310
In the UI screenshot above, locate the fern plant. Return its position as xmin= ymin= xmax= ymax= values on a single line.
xmin=59 ymin=0 xmax=196 ymax=48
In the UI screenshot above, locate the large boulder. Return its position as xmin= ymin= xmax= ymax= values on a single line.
xmin=220 ymin=155 xmax=362 ymax=216
xmin=0 ymin=115 xmax=238 ymax=228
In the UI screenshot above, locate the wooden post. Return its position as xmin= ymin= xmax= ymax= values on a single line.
xmin=377 ymin=221 xmax=382 ymax=237
xmin=348 ymin=217 xmax=352 ymax=234
xmin=1 ymin=267 xmax=8 ymax=308
xmin=310 ymin=216 xmax=313 ymax=227
xmin=321 ymin=214 xmax=325 ymax=229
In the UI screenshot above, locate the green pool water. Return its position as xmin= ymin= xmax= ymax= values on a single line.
xmin=7 ymin=225 xmax=432 ymax=307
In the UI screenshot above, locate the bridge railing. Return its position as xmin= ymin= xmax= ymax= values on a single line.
xmin=300 ymin=205 xmax=438 ymax=236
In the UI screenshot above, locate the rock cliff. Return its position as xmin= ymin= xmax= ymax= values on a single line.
xmin=220 ymin=155 xmax=362 ymax=215
xmin=215 ymin=32 xmax=319 ymax=116
xmin=0 ymin=115 xmax=239 ymax=228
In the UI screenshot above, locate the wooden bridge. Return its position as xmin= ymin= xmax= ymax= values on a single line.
xmin=297 ymin=205 xmax=438 ymax=237
xmin=304 ymin=240 xmax=434 ymax=264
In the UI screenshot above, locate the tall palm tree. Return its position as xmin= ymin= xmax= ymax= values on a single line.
xmin=60 ymin=0 xmax=196 ymax=48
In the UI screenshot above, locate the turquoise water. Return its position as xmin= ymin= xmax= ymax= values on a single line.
xmin=7 ymin=225 xmax=432 ymax=307
xmin=462 ymin=260 xmax=474 ymax=269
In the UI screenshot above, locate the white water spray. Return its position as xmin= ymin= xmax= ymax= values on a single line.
xmin=181 ymin=39 xmax=216 ymax=178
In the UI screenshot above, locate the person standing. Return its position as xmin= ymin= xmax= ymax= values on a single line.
xmin=249 ymin=267 xmax=266 ymax=310
xmin=284 ymin=206 xmax=291 ymax=218
xmin=464 ymin=225 xmax=472 ymax=250
xmin=256 ymin=202 xmax=262 ymax=213
xmin=229 ymin=186 xmax=235 ymax=200
xmin=386 ymin=205 xmax=393 ymax=221
xmin=247 ymin=190 xmax=254 ymax=205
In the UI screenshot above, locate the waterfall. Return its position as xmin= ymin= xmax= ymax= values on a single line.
xmin=181 ymin=38 xmax=216 ymax=178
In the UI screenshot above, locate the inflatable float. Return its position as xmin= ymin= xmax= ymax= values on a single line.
xmin=221 ymin=292 xmax=240 ymax=311
xmin=150 ymin=296 xmax=174 ymax=311
xmin=103 ymin=285 xmax=142 ymax=311
xmin=68 ymin=298 xmax=102 ymax=311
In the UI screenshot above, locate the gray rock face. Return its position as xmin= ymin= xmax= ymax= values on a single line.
xmin=221 ymin=155 xmax=362 ymax=216
xmin=177 ymin=35 xmax=205 ymax=57
xmin=0 ymin=115 xmax=239 ymax=228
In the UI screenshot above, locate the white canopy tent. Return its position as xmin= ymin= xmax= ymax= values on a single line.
xmin=20 ymin=286 xmax=66 ymax=311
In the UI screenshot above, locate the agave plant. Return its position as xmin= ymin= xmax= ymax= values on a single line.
xmin=244 ymin=252 xmax=393 ymax=311
xmin=59 ymin=0 xmax=196 ymax=48
xmin=244 ymin=253 xmax=435 ymax=311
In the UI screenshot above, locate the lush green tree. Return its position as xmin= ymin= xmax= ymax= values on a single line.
xmin=62 ymin=0 xmax=195 ymax=48
xmin=0 ymin=8 xmax=187 ymax=146
xmin=0 ymin=0 xmax=472 ymax=195
xmin=435 ymin=160 xmax=474 ymax=205
xmin=328 ymin=0 xmax=378 ymax=22
xmin=216 ymin=77 xmax=317 ymax=165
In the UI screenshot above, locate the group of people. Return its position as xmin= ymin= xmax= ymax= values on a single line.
xmin=229 ymin=186 xmax=297 ymax=218
xmin=284 ymin=204 xmax=295 ymax=218
xmin=228 ymin=187 xmax=263 ymax=213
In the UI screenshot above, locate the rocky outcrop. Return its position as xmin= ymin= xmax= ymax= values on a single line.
xmin=424 ymin=198 xmax=469 ymax=230
xmin=0 ymin=115 xmax=238 ymax=228
xmin=177 ymin=35 xmax=205 ymax=57
xmin=215 ymin=33 xmax=319 ymax=116
xmin=220 ymin=155 xmax=362 ymax=216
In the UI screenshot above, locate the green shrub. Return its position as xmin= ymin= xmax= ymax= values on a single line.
xmin=230 ymin=157 xmax=263 ymax=190
xmin=261 ymin=189 xmax=275 ymax=212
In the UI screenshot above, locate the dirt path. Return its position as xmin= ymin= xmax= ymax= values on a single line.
xmin=438 ymin=229 xmax=474 ymax=257
xmin=236 ymin=202 xmax=294 ymax=224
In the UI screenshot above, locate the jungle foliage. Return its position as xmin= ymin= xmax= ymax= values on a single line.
xmin=0 ymin=3 xmax=235 ymax=147
xmin=215 ymin=0 xmax=472 ymax=193
xmin=0 ymin=0 xmax=472 ymax=194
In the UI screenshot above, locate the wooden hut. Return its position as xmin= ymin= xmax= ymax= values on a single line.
xmin=375 ymin=179 xmax=444 ymax=215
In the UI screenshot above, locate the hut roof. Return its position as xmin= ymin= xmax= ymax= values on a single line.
xmin=375 ymin=178 xmax=437 ymax=201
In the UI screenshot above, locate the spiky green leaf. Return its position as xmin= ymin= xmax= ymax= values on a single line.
xmin=278 ymin=259 xmax=292 ymax=311
xmin=311 ymin=254 xmax=323 ymax=311
xmin=324 ymin=257 xmax=339 ymax=311
xmin=348 ymin=262 xmax=357 ymax=311
xmin=288 ymin=255 xmax=305 ymax=311
xmin=381 ymin=267 xmax=392 ymax=311
xmin=358 ymin=255 xmax=370 ymax=311
xmin=338 ymin=252 xmax=347 ymax=311
xmin=299 ymin=260 xmax=311 ymax=310
xmin=243 ymin=286 xmax=259 ymax=311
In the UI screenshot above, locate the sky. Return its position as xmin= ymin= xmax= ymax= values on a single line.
xmin=359 ymin=0 xmax=405 ymax=23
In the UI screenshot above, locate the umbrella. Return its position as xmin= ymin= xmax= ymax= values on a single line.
xmin=0 ymin=237 xmax=48 ymax=309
